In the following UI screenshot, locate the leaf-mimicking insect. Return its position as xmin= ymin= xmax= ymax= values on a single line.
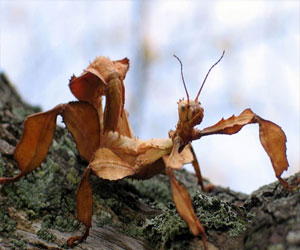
xmin=0 ymin=53 xmax=298 ymax=250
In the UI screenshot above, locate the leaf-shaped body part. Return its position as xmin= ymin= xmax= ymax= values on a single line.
xmin=98 ymin=132 xmax=176 ymax=179
xmin=76 ymin=167 xmax=93 ymax=228
xmin=69 ymin=57 xmax=129 ymax=102
xmin=136 ymin=147 xmax=171 ymax=166
xmin=62 ymin=102 xmax=100 ymax=162
xmin=67 ymin=167 xmax=92 ymax=247
xmin=69 ymin=73 xmax=104 ymax=103
xmin=196 ymin=108 xmax=256 ymax=138
xmin=164 ymin=140 xmax=194 ymax=170
xmin=256 ymin=116 xmax=289 ymax=177
xmin=113 ymin=58 xmax=130 ymax=80
xmin=14 ymin=104 xmax=63 ymax=174
xmin=69 ymin=56 xmax=129 ymax=133
xmin=89 ymin=57 xmax=129 ymax=132
xmin=195 ymin=108 xmax=292 ymax=190
xmin=90 ymin=148 xmax=135 ymax=180
xmin=116 ymin=109 xmax=135 ymax=138
xmin=100 ymin=131 xmax=173 ymax=156
xmin=103 ymin=75 xmax=125 ymax=133
xmin=87 ymin=56 xmax=129 ymax=84
xmin=167 ymin=169 xmax=207 ymax=248
xmin=133 ymin=147 xmax=172 ymax=179
xmin=134 ymin=158 xmax=166 ymax=180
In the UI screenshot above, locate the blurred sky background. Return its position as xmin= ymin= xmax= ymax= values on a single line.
xmin=0 ymin=1 xmax=299 ymax=194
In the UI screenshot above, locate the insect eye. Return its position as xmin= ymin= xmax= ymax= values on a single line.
xmin=181 ymin=105 xmax=185 ymax=111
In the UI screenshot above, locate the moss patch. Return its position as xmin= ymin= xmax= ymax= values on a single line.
xmin=12 ymin=106 xmax=41 ymax=121
xmin=193 ymin=192 xmax=250 ymax=236
xmin=141 ymin=188 xmax=250 ymax=249
xmin=143 ymin=205 xmax=189 ymax=249
xmin=0 ymin=200 xmax=17 ymax=236
xmin=0 ymin=156 xmax=6 ymax=177
xmin=0 ymin=127 xmax=84 ymax=247
xmin=8 ymin=235 xmax=27 ymax=250
xmin=127 ymin=175 xmax=172 ymax=204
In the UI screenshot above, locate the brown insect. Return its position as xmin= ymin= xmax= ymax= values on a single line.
xmin=0 ymin=53 xmax=297 ymax=250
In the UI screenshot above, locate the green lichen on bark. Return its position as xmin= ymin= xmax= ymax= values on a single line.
xmin=193 ymin=192 xmax=250 ymax=237
xmin=140 ymin=185 xmax=250 ymax=249
xmin=0 ymin=157 xmax=6 ymax=179
xmin=0 ymin=129 xmax=83 ymax=246
xmin=0 ymin=200 xmax=17 ymax=236
xmin=127 ymin=176 xmax=173 ymax=204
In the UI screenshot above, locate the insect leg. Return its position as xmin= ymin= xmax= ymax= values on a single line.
xmin=167 ymin=168 xmax=208 ymax=250
xmin=190 ymin=145 xmax=214 ymax=192
xmin=0 ymin=105 xmax=63 ymax=184
xmin=67 ymin=167 xmax=93 ymax=247
xmin=193 ymin=108 xmax=298 ymax=191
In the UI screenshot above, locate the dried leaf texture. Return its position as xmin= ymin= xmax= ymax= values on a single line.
xmin=96 ymin=132 xmax=188 ymax=179
xmin=113 ymin=58 xmax=130 ymax=80
xmin=69 ymin=56 xmax=129 ymax=133
xmin=100 ymin=131 xmax=173 ymax=156
xmin=86 ymin=56 xmax=129 ymax=84
xmin=67 ymin=167 xmax=92 ymax=247
xmin=136 ymin=147 xmax=171 ymax=166
xmin=256 ymin=116 xmax=289 ymax=177
xmin=116 ymin=109 xmax=135 ymax=138
xmin=103 ymin=76 xmax=125 ymax=133
xmin=167 ymin=169 xmax=207 ymax=247
xmin=133 ymin=158 xmax=166 ymax=179
xmin=196 ymin=108 xmax=291 ymax=188
xmin=14 ymin=105 xmax=63 ymax=174
xmin=69 ymin=73 xmax=104 ymax=103
xmin=69 ymin=57 xmax=128 ymax=102
xmin=76 ymin=167 xmax=93 ymax=228
xmin=197 ymin=108 xmax=255 ymax=137
xmin=62 ymin=102 xmax=100 ymax=162
xmin=165 ymin=139 xmax=194 ymax=170
xmin=90 ymin=148 xmax=135 ymax=180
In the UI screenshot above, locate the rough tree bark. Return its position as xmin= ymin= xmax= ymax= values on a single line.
xmin=0 ymin=73 xmax=299 ymax=250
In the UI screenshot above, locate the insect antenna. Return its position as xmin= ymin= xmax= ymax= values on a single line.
xmin=174 ymin=55 xmax=189 ymax=103
xmin=195 ymin=50 xmax=225 ymax=101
